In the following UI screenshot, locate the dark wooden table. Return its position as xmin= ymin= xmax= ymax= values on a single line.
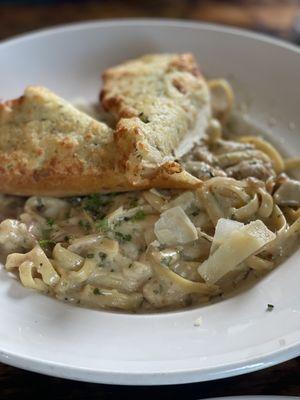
xmin=1 ymin=1 xmax=300 ymax=398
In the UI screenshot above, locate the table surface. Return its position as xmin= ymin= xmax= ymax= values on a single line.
xmin=1 ymin=0 xmax=300 ymax=398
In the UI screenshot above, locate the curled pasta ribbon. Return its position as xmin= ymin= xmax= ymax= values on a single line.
xmin=19 ymin=261 xmax=48 ymax=292
xmin=79 ymin=285 xmax=144 ymax=311
xmin=53 ymin=243 xmax=84 ymax=270
xmin=284 ymin=207 xmax=300 ymax=222
xmin=263 ymin=213 xmax=300 ymax=258
xmin=238 ymin=136 xmax=284 ymax=173
xmin=149 ymin=249 xmax=218 ymax=296
xmin=204 ymin=177 xmax=249 ymax=202
xmin=245 ymin=255 xmax=273 ymax=272
xmin=208 ymin=79 xmax=234 ymax=122
xmin=257 ymin=188 xmax=274 ymax=218
xmin=69 ymin=259 xmax=96 ymax=284
xmin=200 ymin=177 xmax=251 ymax=224
xmin=267 ymin=205 xmax=287 ymax=234
xmin=231 ymin=194 xmax=259 ymax=221
xmin=216 ymin=150 xmax=271 ymax=168
xmin=207 ymin=118 xmax=223 ymax=142
xmin=6 ymin=245 xmax=60 ymax=287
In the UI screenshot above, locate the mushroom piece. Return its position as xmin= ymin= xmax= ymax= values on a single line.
xmin=274 ymin=179 xmax=300 ymax=207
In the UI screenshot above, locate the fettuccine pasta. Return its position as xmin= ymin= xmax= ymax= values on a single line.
xmin=0 ymin=79 xmax=299 ymax=312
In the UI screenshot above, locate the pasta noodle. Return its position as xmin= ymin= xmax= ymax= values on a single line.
xmin=0 ymin=79 xmax=299 ymax=312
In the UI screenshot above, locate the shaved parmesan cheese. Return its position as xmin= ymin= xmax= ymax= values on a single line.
xmin=162 ymin=191 xmax=196 ymax=212
xmin=210 ymin=218 xmax=244 ymax=254
xmin=198 ymin=220 xmax=276 ymax=284
xmin=154 ymin=206 xmax=198 ymax=245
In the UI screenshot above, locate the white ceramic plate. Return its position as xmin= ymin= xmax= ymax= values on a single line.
xmin=0 ymin=19 xmax=300 ymax=386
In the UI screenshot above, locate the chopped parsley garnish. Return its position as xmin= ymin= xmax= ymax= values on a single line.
xmin=139 ymin=112 xmax=149 ymax=123
xmin=132 ymin=210 xmax=146 ymax=221
xmin=161 ymin=256 xmax=172 ymax=266
xmin=93 ymin=288 xmax=104 ymax=296
xmin=266 ymin=304 xmax=274 ymax=312
xmin=38 ymin=239 xmax=56 ymax=249
xmin=86 ymin=253 xmax=94 ymax=258
xmin=83 ymin=193 xmax=115 ymax=217
xmin=95 ymin=218 xmax=109 ymax=232
xmin=115 ymin=231 xmax=132 ymax=242
xmin=46 ymin=218 xmax=54 ymax=227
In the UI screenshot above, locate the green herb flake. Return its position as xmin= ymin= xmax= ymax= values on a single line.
xmin=86 ymin=253 xmax=94 ymax=258
xmin=95 ymin=218 xmax=109 ymax=232
xmin=38 ymin=239 xmax=56 ymax=249
xmin=132 ymin=210 xmax=146 ymax=221
xmin=83 ymin=193 xmax=115 ymax=217
xmin=115 ymin=231 xmax=132 ymax=242
xmin=266 ymin=304 xmax=274 ymax=312
xmin=93 ymin=288 xmax=104 ymax=296
xmin=161 ymin=256 xmax=172 ymax=266
xmin=139 ymin=112 xmax=149 ymax=123
xmin=46 ymin=218 xmax=54 ymax=227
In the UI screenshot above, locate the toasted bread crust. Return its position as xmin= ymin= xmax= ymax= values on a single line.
xmin=0 ymin=86 xmax=124 ymax=196
xmin=0 ymin=86 xmax=201 ymax=196
xmin=102 ymin=53 xmax=210 ymax=186
xmin=0 ymin=53 xmax=208 ymax=196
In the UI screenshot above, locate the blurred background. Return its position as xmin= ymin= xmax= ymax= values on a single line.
xmin=1 ymin=0 xmax=300 ymax=44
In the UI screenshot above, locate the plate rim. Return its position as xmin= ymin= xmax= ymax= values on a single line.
xmin=1 ymin=335 xmax=300 ymax=385
xmin=1 ymin=17 xmax=300 ymax=55
xmin=0 ymin=18 xmax=300 ymax=385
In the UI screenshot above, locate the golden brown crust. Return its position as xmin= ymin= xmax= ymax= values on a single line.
xmin=0 ymin=163 xmax=201 ymax=197
xmin=0 ymin=86 xmax=201 ymax=196
xmin=0 ymin=86 xmax=123 ymax=196
xmin=0 ymin=53 xmax=209 ymax=196
xmin=101 ymin=53 xmax=211 ymax=179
